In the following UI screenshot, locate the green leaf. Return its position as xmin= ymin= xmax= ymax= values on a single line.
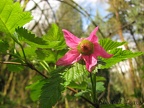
xmin=18 ymin=46 xmax=37 ymax=60
xmin=96 ymin=76 xmax=106 ymax=82
xmin=63 ymin=63 xmax=89 ymax=84
xmin=16 ymin=27 xmax=49 ymax=48
xmin=96 ymin=82 xmax=105 ymax=92
xmin=74 ymin=89 xmax=91 ymax=97
xmin=26 ymin=79 xmax=46 ymax=101
xmin=39 ymin=67 xmax=67 ymax=108
xmin=99 ymin=39 xmax=126 ymax=51
xmin=35 ymin=49 xmax=56 ymax=63
xmin=7 ymin=63 xmax=24 ymax=72
xmin=43 ymin=24 xmax=66 ymax=50
xmin=7 ymin=59 xmax=24 ymax=72
xmin=111 ymin=48 xmax=143 ymax=58
xmin=26 ymin=67 xmax=67 ymax=102
xmin=0 ymin=0 xmax=32 ymax=35
xmin=68 ymin=81 xmax=87 ymax=90
xmin=51 ymin=66 xmax=68 ymax=74
xmin=100 ymin=48 xmax=143 ymax=69
xmin=39 ymin=72 xmax=64 ymax=108
xmin=0 ymin=40 xmax=9 ymax=53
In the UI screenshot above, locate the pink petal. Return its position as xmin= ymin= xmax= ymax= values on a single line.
xmin=82 ymin=55 xmax=97 ymax=72
xmin=94 ymin=43 xmax=113 ymax=58
xmin=62 ymin=29 xmax=81 ymax=48
xmin=87 ymin=27 xmax=98 ymax=43
xmin=56 ymin=49 xmax=81 ymax=66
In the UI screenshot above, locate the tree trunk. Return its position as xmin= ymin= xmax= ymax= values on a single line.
xmin=113 ymin=0 xmax=141 ymax=107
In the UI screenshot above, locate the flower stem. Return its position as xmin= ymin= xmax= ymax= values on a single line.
xmin=90 ymin=72 xmax=99 ymax=108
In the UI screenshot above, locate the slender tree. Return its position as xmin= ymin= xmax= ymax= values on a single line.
xmin=106 ymin=0 xmax=143 ymax=107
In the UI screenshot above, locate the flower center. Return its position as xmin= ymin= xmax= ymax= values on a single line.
xmin=77 ymin=40 xmax=94 ymax=55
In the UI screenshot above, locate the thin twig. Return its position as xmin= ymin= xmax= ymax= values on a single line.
xmin=0 ymin=60 xmax=48 ymax=79
xmin=0 ymin=61 xmax=25 ymax=65
xmin=30 ymin=0 xmax=50 ymax=33
xmin=26 ymin=62 xmax=48 ymax=79
xmin=45 ymin=0 xmax=58 ymax=23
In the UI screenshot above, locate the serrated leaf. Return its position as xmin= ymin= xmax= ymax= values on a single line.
xmin=39 ymin=72 xmax=64 ymax=108
xmin=43 ymin=24 xmax=66 ymax=50
xmin=39 ymin=66 xmax=67 ymax=108
xmin=16 ymin=27 xmax=49 ymax=48
xmin=63 ymin=63 xmax=89 ymax=84
xmin=0 ymin=0 xmax=32 ymax=35
xmin=51 ymin=66 xmax=68 ymax=74
xmin=99 ymin=39 xmax=126 ymax=51
xmin=26 ymin=79 xmax=46 ymax=101
xmin=111 ymin=48 xmax=143 ymax=58
xmin=100 ymin=48 xmax=143 ymax=69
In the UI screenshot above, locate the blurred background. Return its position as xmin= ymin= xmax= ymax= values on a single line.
xmin=0 ymin=0 xmax=144 ymax=107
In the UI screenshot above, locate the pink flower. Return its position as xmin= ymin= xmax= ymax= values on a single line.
xmin=56 ymin=27 xmax=113 ymax=72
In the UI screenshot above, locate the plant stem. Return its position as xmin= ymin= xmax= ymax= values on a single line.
xmin=94 ymin=73 xmax=97 ymax=103
xmin=26 ymin=62 xmax=48 ymax=79
xmin=0 ymin=61 xmax=24 ymax=65
xmin=90 ymin=72 xmax=99 ymax=108
xmin=19 ymin=44 xmax=27 ymax=61
xmin=11 ymin=35 xmax=27 ymax=62
xmin=90 ymin=73 xmax=94 ymax=102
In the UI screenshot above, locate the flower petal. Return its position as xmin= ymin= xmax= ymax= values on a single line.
xmin=94 ymin=43 xmax=113 ymax=58
xmin=87 ymin=27 xmax=98 ymax=43
xmin=62 ymin=29 xmax=81 ymax=48
xmin=82 ymin=55 xmax=97 ymax=72
xmin=56 ymin=49 xmax=81 ymax=66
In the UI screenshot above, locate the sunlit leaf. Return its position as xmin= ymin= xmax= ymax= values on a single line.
xmin=63 ymin=63 xmax=89 ymax=84
xmin=35 ymin=49 xmax=56 ymax=63
xmin=18 ymin=46 xmax=37 ymax=59
xmin=0 ymin=0 xmax=32 ymax=35
xmin=99 ymin=39 xmax=126 ymax=51
xmin=100 ymin=48 xmax=143 ymax=69
xmin=96 ymin=82 xmax=105 ymax=92
xmin=96 ymin=76 xmax=106 ymax=82
xmin=43 ymin=24 xmax=66 ymax=50
xmin=39 ymin=71 xmax=64 ymax=108
xmin=16 ymin=27 xmax=48 ymax=48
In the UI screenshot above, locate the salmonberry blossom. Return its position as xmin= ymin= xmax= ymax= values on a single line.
xmin=56 ymin=27 xmax=113 ymax=72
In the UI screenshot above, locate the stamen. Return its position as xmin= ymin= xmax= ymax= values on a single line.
xmin=77 ymin=40 xmax=94 ymax=55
